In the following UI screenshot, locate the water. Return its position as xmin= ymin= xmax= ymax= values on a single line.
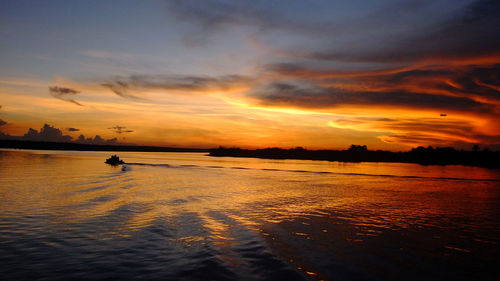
xmin=0 ymin=149 xmax=499 ymax=281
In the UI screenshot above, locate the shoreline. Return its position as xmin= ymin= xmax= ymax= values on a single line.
xmin=208 ymin=146 xmax=500 ymax=169
xmin=0 ymin=139 xmax=207 ymax=153
xmin=2 ymin=139 xmax=499 ymax=168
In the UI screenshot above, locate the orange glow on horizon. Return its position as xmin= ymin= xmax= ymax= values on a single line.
xmin=1 ymin=56 xmax=500 ymax=151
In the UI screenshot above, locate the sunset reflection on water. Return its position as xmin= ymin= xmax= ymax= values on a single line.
xmin=0 ymin=150 xmax=499 ymax=280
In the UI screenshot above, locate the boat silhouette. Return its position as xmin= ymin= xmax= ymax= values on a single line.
xmin=105 ymin=155 xmax=124 ymax=165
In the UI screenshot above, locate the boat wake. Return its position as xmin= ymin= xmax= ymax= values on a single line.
xmin=121 ymin=162 xmax=500 ymax=182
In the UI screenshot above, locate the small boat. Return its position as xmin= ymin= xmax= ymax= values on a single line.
xmin=105 ymin=155 xmax=124 ymax=166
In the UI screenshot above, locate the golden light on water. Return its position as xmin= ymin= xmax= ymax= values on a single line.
xmin=1 ymin=150 xmax=499 ymax=280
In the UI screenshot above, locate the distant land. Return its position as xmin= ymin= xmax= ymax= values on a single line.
xmin=0 ymin=139 xmax=207 ymax=153
xmin=209 ymin=145 xmax=500 ymax=168
xmin=2 ymin=139 xmax=499 ymax=168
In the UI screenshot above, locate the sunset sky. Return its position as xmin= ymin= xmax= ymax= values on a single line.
xmin=1 ymin=0 xmax=499 ymax=150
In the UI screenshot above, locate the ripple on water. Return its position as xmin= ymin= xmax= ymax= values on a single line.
xmin=1 ymin=151 xmax=499 ymax=280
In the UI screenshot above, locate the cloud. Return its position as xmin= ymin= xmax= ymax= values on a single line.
xmin=0 ymin=118 xmax=10 ymax=139
xmin=91 ymin=62 xmax=500 ymax=148
xmin=166 ymin=1 xmax=500 ymax=116
xmin=49 ymin=86 xmax=83 ymax=106
xmin=101 ymin=81 xmax=143 ymax=100
xmin=0 ymin=123 xmax=121 ymax=145
xmin=22 ymin=124 xmax=73 ymax=142
xmin=101 ymin=74 xmax=251 ymax=98
xmin=108 ymin=125 xmax=134 ymax=134
xmin=380 ymin=134 xmax=458 ymax=147
xmin=75 ymin=134 xmax=117 ymax=145
xmin=249 ymin=80 xmax=495 ymax=114
xmin=166 ymin=0 xmax=275 ymax=30
xmin=165 ymin=0 xmax=285 ymax=45
xmin=42 ymin=1 xmax=499 ymax=149
xmin=67 ymin=127 xmax=80 ymax=132
xmin=330 ymin=116 xmax=500 ymax=148
xmin=167 ymin=0 xmax=500 ymax=62
xmin=251 ymin=62 xmax=500 ymax=126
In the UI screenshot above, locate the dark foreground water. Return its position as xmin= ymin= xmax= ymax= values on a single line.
xmin=0 ymin=149 xmax=499 ymax=281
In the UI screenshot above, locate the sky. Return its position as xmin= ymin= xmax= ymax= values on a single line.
xmin=1 ymin=0 xmax=499 ymax=150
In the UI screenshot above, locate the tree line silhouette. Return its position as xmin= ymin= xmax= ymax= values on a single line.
xmin=209 ymin=145 xmax=500 ymax=168
xmin=0 ymin=139 xmax=205 ymax=153
xmin=1 ymin=139 xmax=498 ymax=168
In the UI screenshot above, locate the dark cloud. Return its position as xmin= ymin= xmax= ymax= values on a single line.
xmin=254 ymin=62 xmax=500 ymax=118
xmin=67 ymin=127 xmax=80 ymax=132
xmin=382 ymin=134 xmax=456 ymax=146
xmin=101 ymin=81 xmax=143 ymax=100
xmin=167 ymin=0 xmax=500 ymax=63
xmin=0 ymin=118 xmax=11 ymax=139
xmin=49 ymin=86 xmax=83 ymax=106
xmin=167 ymin=0 xmax=279 ymax=30
xmin=75 ymin=134 xmax=117 ymax=145
xmin=57 ymin=0 xmax=498 ymax=149
xmin=167 ymin=0 xmax=500 ymax=119
xmin=382 ymin=119 xmax=477 ymax=141
xmin=296 ymin=1 xmax=500 ymax=63
xmin=0 ymin=123 xmax=121 ymax=145
xmin=97 ymin=1 xmax=499 ymax=119
xmin=381 ymin=132 xmax=500 ymax=149
xmin=362 ymin=118 xmax=395 ymax=122
xmin=250 ymin=80 xmax=495 ymax=114
xmin=108 ymin=126 xmax=134 ymax=134
xmin=381 ymin=119 xmax=473 ymax=135
xmin=102 ymin=74 xmax=251 ymax=98
xmin=22 ymin=124 xmax=73 ymax=142
xmin=333 ymin=116 xmax=500 ymax=148
xmin=165 ymin=0 xmax=303 ymax=45
xmin=372 ymin=64 xmax=500 ymax=106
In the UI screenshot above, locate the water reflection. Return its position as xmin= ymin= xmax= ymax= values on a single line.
xmin=0 ymin=150 xmax=499 ymax=280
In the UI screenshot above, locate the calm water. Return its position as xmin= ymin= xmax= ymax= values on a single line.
xmin=0 ymin=149 xmax=499 ymax=281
